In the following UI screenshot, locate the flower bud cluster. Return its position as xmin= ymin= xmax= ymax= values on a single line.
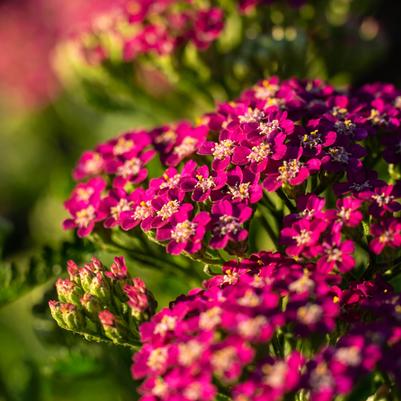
xmin=49 ymin=256 xmax=156 ymax=347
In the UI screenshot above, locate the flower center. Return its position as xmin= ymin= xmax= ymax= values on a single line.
xmin=238 ymin=316 xmax=267 ymax=338
xmin=113 ymin=137 xmax=134 ymax=155
xmin=155 ymin=129 xmax=177 ymax=144
xmin=372 ymin=193 xmax=394 ymax=207
xmin=259 ymin=120 xmax=280 ymax=137
xmin=335 ymin=119 xmax=356 ymax=135
xmin=331 ymin=106 xmax=348 ymax=118
xmin=379 ymin=229 xmax=395 ymax=244
xmin=179 ymin=340 xmax=203 ymax=366
xmin=195 ymin=175 xmax=215 ymax=191
xmin=277 ymin=159 xmax=302 ymax=182
xmin=211 ymin=347 xmax=237 ymax=376
xmin=152 ymin=378 xmax=168 ymax=397
xmin=173 ymin=137 xmax=197 ymax=158
xmin=335 ymin=346 xmax=361 ymax=366
xmin=171 ymin=220 xmax=197 ymax=243
xmin=262 ymin=361 xmax=288 ymax=388
xmin=302 ymin=130 xmax=322 ymax=148
xmin=299 ymin=208 xmax=315 ymax=218
xmin=154 ymin=315 xmax=177 ymax=335
xmin=338 ymin=206 xmax=351 ymax=221
xmin=110 ymin=198 xmax=132 ymax=220
xmin=254 ymin=81 xmax=279 ymax=99
xmin=157 ymin=200 xmax=180 ymax=220
xmin=223 ymin=269 xmax=239 ymax=285
xmin=369 ymin=108 xmax=387 ymax=125
xmin=289 ymin=274 xmax=315 ymax=293
xmin=328 ymin=146 xmax=351 ymax=164
xmin=199 ymin=306 xmax=221 ymax=330
xmin=184 ymin=383 xmax=203 ymax=401
xmin=160 ymin=173 xmax=181 ymax=189
xmin=228 ymin=182 xmax=250 ymax=200
xmin=238 ymin=290 xmax=261 ymax=307
xmin=133 ymin=201 xmax=153 ymax=220
xmin=76 ymin=206 xmax=96 ymax=227
xmin=326 ymin=247 xmax=343 ymax=263
xmin=247 ymin=142 xmax=272 ymax=162
xmin=310 ymin=363 xmax=334 ymax=390
xmin=293 ymin=229 xmax=312 ymax=246
xmin=147 ymin=347 xmax=168 ymax=371
xmin=239 ymin=108 xmax=266 ymax=123
xmin=84 ymin=153 xmax=103 ymax=174
xmin=215 ymin=215 xmax=241 ymax=236
xmin=212 ymin=139 xmax=235 ymax=160
xmin=76 ymin=187 xmax=94 ymax=202
xmin=117 ymin=158 xmax=141 ymax=178
xmin=297 ymin=303 xmax=323 ymax=325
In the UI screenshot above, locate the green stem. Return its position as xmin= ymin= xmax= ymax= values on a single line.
xmin=277 ymin=188 xmax=297 ymax=213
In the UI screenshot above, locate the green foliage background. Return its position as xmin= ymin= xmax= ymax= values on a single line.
xmin=1 ymin=1 xmax=401 ymax=400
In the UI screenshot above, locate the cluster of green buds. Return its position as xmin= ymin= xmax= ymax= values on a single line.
xmin=49 ymin=256 xmax=156 ymax=348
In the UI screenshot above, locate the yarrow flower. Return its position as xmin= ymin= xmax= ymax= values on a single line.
xmin=131 ymin=251 xmax=401 ymax=401
xmin=63 ymin=77 xmax=401 ymax=266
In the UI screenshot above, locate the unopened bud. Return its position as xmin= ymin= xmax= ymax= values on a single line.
xmin=124 ymin=281 xmax=157 ymax=321
xmin=48 ymin=300 xmax=64 ymax=327
xmin=89 ymin=272 xmax=110 ymax=300
xmin=60 ymin=303 xmax=85 ymax=331
xmin=98 ymin=309 xmax=127 ymax=343
xmin=106 ymin=256 xmax=128 ymax=280
xmin=67 ymin=260 xmax=80 ymax=283
xmin=56 ymin=278 xmax=83 ymax=304
xmin=79 ymin=267 xmax=94 ymax=293
xmin=80 ymin=293 xmax=101 ymax=315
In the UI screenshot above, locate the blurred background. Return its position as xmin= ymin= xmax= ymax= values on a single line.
xmin=1 ymin=0 xmax=401 ymax=400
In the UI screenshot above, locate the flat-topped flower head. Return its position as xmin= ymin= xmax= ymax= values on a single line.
xmin=133 ymin=252 xmax=343 ymax=401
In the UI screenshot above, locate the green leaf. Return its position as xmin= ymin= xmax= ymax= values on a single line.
xmin=345 ymin=373 xmax=375 ymax=401
xmin=0 ymin=238 xmax=96 ymax=307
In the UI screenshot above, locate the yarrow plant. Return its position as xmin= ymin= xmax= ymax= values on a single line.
xmin=50 ymin=74 xmax=401 ymax=400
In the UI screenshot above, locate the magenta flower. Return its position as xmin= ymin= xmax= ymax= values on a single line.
xmin=149 ymin=196 xmax=193 ymax=230
xmin=317 ymin=235 xmax=355 ymax=273
xmin=233 ymin=353 xmax=304 ymax=401
xmin=280 ymin=219 xmax=328 ymax=258
xmin=263 ymin=153 xmax=321 ymax=192
xmin=73 ymin=150 xmax=105 ymax=181
xmin=99 ymin=188 xmax=135 ymax=229
xmin=180 ymin=161 xmax=227 ymax=202
xmin=369 ymin=218 xmax=401 ymax=254
xmin=155 ymin=211 xmax=211 ymax=255
xmin=359 ymin=184 xmax=401 ymax=217
xmin=153 ymin=122 xmax=209 ymax=167
xmin=335 ymin=197 xmax=363 ymax=228
xmin=108 ymin=150 xmax=155 ymax=189
xmin=63 ymin=177 xmax=106 ymax=237
xmin=232 ymin=132 xmax=287 ymax=173
xmin=119 ymin=188 xmax=156 ymax=231
xmin=213 ymin=166 xmax=263 ymax=204
xmin=209 ymin=200 xmax=253 ymax=249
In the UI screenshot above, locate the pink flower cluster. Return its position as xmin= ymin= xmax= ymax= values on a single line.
xmin=64 ymin=77 xmax=401 ymax=263
xmin=132 ymin=252 xmax=401 ymax=401
xmin=63 ymin=122 xmax=208 ymax=238
xmin=61 ymin=0 xmax=312 ymax=64
xmin=64 ymin=0 xmax=225 ymax=63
